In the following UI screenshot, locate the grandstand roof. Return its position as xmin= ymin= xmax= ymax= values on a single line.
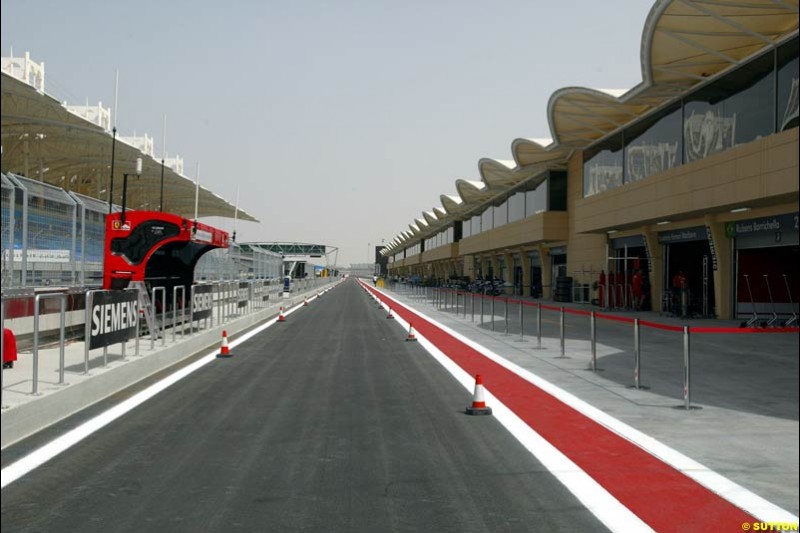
xmin=381 ymin=0 xmax=799 ymax=256
xmin=0 ymin=68 xmax=258 ymax=222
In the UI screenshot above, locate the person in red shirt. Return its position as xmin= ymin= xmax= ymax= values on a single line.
xmin=672 ymin=270 xmax=687 ymax=315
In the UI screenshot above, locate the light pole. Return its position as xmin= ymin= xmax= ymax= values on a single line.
xmin=108 ymin=126 xmax=117 ymax=213
xmin=120 ymin=157 xmax=143 ymax=224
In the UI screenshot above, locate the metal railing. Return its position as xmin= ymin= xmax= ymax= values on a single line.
xmin=382 ymin=281 xmax=799 ymax=410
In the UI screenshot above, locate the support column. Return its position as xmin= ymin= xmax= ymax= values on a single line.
xmin=503 ymin=253 xmax=513 ymax=281
xmin=536 ymin=244 xmax=552 ymax=300
xmin=490 ymin=255 xmax=501 ymax=280
xmin=643 ymin=228 xmax=662 ymax=313
xmin=481 ymin=256 xmax=491 ymax=279
xmin=463 ymin=255 xmax=475 ymax=279
xmin=705 ymin=215 xmax=732 ymax=319
xmin=521 ymin=250 xmax=532 ymax=297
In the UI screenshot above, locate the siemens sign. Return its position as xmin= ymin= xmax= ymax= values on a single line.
xmin=87 ymin=291 xmax=139 ymax=349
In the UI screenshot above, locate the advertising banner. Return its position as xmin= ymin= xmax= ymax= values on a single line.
xmin=87 ymin=291 xmax=139 ymax=350
xmin=192 ymin=284 xmax=214 ymax=321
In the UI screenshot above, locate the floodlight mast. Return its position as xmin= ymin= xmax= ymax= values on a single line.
xmin=120 ymin=157 xmax=142 ymax=224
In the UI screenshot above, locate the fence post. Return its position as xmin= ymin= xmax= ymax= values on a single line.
xmin=58 ymin=295 xmax=66 ymax=384
xmin=634 ymin=318 xmax=641 ymax=389
xmin=534 ymin=302 xmax=544 ymax=350
xmin=471 ymin=291 xmax=475 ymax=322
xmin=504 ymin=297 xmax=509 ymax=335
xmin=491 ymin=295 xmax=495 ymax=331
xmin=556 ymin=306 xmax=568 ymax=359
xmin=683 ymin=326 xmax=691 ymax=409
xmin=590 ymin=311 xmax=597 ymax=371
xmin=84 ymin=291 xmax=92 ymax=374
xmin=481 ymin=289 xmax=485 ymax=325
xmin=31 ymin=294 xmax=42 ymax=394
xmin=518 ymin=300 xmax=524 ymax=342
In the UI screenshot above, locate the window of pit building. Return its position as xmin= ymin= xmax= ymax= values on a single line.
xmin=684 ymin=49 xmax=774 ymax=164
xmin=583 ymin=132 xmax=623 ymax=197
xmin=471 ymin=214 xmax=481 ymax=236
xmin=525 ymin=179 xmax=548 ymax=216
xmin=624 ymin=103 xmax=682 ymax=184
xmin=548 ymin=171 xmax=567 ymax=211
xmin=481 ymin=206 xmax=493 ymax=233
xmin=463 ymin=218 xmax=471 ymax=238
xmin=493 ymin=199 xmax=508 ymax=228
xmin=508 ymin=191 xmax=525 ymax=223
xmin=778 ymin=36 xmax=799 ymax=132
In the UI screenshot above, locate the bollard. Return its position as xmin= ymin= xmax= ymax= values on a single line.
xmin=534 ymin=302 xmax=544 ymax=350
xmin=504 ymin=297 xmax=509 ymax=335
xmin=518 ymin=299 xmax=524 ymax=342
xmin=634 ymin=318 xmax=641 ymax=389
xmin=555 ymin=306 xmax=568 ymax=358
xmin=491 ymin=295 xmax=496 ymax=331
xmin=481 ymin=289 xmax=485 ymax=325
xmin=152 ymin=286 xmax=166 ymax=349
xmin=463 ymin=292 xmax=467 ymax=319
xmin=471 ymin=292 xmax=475 ymax=322
xmin=32 ymin=293 xmax=67 ymax=393
xmin=683 ymin=326 xmax=691 ymax=409
xmin=57 ymin=296 xmax=66 ymax=384
xmin=84 ymin=291 xmax=94 ymax=374
xmin=590 ymin=311 xmax=597 ymax=371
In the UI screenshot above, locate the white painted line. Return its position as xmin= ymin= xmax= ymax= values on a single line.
xmin=359 ymin=281 xmax=651 ymax=532
xmin=0 ymin=283 xmax=343 ymax=490
xmin=366 ymin=282 xmax=799 ymax=525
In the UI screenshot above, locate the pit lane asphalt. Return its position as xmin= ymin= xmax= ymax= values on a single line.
xmin=1 ymin=279 xmax=607 ymax=533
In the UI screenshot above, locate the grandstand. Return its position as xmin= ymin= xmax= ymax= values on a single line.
xmin=1 ymin=50 xmax=264 ymax=288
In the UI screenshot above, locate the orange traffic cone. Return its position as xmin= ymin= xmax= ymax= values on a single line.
xmin=304 ymin=297 xmax=309 ymax=306
xmin=387 ymin=307 xmax=394 ymax=319
xmin=465 ymin=374 xmax=492 ymax=415
xmin=278 ymin=307 xmax=286 ymax=322
xmin=217 ymin=330 xmax=232 ymax=358
xmin=406 ymin=324 xmax=418 ymax=342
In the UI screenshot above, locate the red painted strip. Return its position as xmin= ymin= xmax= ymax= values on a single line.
xmin=564 ymin=307 xmax=592 ymax=317
xmin=595 ymin=312 xmax=636 ymax=324
xmin=365 ymin=283 xmax=756 ymax=532
xmin=639 ymin=320 xmax=684 ymax=332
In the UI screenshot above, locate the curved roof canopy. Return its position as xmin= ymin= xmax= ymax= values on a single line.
xmin=382 ymin=0 xmax=798 ymax=257
xmin=1 ymin=69 xmax=258 ymax=222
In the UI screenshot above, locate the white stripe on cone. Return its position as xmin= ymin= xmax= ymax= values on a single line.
xmin=472 ymin=374 xmax=487 ymax=409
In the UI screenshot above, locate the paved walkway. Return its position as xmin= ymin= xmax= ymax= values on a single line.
xmin=384 ymin=283 xmax=799 ymax=517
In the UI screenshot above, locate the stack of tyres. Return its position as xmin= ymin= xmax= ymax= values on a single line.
xmin=555 ymin=276 xmax=573 ymax=302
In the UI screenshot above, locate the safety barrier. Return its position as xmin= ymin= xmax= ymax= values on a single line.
xmin=1 ymin=276 xmax=335 ymax=408
xmin=388 ymin=283 xmax=799 ymax=410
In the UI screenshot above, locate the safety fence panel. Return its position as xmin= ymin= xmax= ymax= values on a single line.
xmin=69 ymin=192 xmax=116 ymax=287
xmin=5 ymin=174 xmax=78 ymax=287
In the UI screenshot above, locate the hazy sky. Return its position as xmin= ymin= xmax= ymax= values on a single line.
xmin=1 ymin=1 xmax=652 ymax=265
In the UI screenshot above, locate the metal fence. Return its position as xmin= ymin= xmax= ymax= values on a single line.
xmin=1 ymin=172 xmax=278 ymax=289
xmin=195 ymin=244 xmax=283 ymax=281
xmin=4 ymin=173 xmax=77 ymax=287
